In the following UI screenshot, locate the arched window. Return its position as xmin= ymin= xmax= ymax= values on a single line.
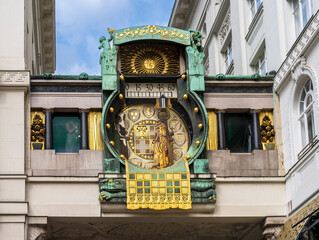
xmin=299 ymin=79 xmax=316 ymax=147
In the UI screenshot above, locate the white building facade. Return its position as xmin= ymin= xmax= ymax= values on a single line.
xmin=170 ymin=0 xmax=319 ymax=238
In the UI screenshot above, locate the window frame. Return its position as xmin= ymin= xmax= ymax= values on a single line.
xmin=298 ymin=79 xmax=316 ymax=148
xmin=224 ymin=41 xmax=233 ymax=73
xmin=252 ymin=50 xmax=267 ymax=74
xmin=293 ymin=0 xmax=312 ymax=36
xmin=52 ymin=113 xmax=82 ymax=153
xmin=250 ymin=0 xmax=262 ymax=18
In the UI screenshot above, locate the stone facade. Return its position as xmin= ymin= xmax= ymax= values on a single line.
xmin=5 ymin=0 xmax=319 ymax=239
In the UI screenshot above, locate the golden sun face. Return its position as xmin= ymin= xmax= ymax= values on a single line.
xmin=144 ymin=59 xmax=156 ymax=70
xmin=120 ymin=43 xmax=180 ymax=75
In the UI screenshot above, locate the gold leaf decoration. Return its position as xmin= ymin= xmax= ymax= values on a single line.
xmin=260 ymin=115 xmax=275 ymax=143
xmin=120 ymin=43 xmax=180 ymax=75
xmin=31 ymin=114 xmax=45 ymax=142
xmin=115 ymin=25 xmax=189 ymax=40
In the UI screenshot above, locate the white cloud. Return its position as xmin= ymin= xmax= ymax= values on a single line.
xmin=55 ymin=0 xmax=175 ymax=75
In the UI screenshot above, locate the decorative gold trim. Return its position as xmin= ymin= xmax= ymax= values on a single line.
xmin=277 ymin=195 xmax=319 ymax=240
xmin=115 ymin=25 xmax=189 ymax=40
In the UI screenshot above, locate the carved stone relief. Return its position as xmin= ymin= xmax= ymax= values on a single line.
xmin=28 ymin=224 xmax=47 ymax=240
xmin=219 ymin=12 xmax=231 ymax=45
xmin=262 ymin=225 xmax=283 ymax=240
xmin=291 ymin=56 xmax=307 ymax=83
xmin=46 ymin=221 xmax=258 ymax=240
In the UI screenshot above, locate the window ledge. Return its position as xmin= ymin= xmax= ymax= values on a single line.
xmin=285 ymin=136 xmax=319 ymax=177
xmin=245 ymin=3 xmax=264 ymax=41
xmin=298 ymin=136 xmax=319 ymax=160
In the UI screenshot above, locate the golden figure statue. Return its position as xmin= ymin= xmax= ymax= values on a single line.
xmin=153 ymin=109 xmax=173 ymax=169
xmin=153 ymin=121 xmax=169 ymax=168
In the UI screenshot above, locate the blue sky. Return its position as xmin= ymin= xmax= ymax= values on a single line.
xmin=55 ymin=0 xmax=175 ymax=75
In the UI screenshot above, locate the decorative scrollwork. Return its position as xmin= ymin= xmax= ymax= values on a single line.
xmin=115 ymin=25 xmax=189 ymax=40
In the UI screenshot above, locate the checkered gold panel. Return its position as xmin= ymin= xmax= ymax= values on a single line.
xmin=126 ymin=172 xmax=191 ymax=210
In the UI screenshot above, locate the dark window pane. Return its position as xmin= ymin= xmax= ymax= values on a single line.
xmin=53 ymin=116 xmax=80 ymax=153
xmin=300 ymin=100 xmax=304 ymax=113
xmin=225 ymin=113 xmax=252 ymax=153
xmin=307 ymin=110 xmax=314 ymax=142
xmin=306 ymin=95 xmax=313 ymax=107
xmin=301 ymin=88 xmax=306 ymax=101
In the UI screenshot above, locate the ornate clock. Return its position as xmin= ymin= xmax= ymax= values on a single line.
xmin=99 ymin=26 xmax=215 ymax=210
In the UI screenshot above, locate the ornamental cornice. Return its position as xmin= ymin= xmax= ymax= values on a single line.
xmin=0 ymin=71 xmax=30 ymax=87
xmin=274 ymin=10 xmax=319 ymax=92
xmin=39 ymin=0 xmax=56 ymax=73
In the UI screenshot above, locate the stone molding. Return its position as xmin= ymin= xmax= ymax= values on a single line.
xmin=274 ymin=10 xmax=319 ymax=92
xmin=0 ymin=71 xmax=30 ymax=87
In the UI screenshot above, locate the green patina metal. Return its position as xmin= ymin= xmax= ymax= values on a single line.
xmin=32 ymin=74 xmax=102 ymax=80
xmin=99 ymin=178 xmax=126 ymax=202
xmin=99 ymin=178 xmax=216 ymax=203
xmin=113 ymin=25 xmax=191 ymax=46
xmin=99 ymin=31 xmax=118 ymax=90
xmin=191 ymin=179 xmax=216 ymax=203
xmin=205 ymin=74 xmax=274 ymax=81
xmin=193 ymin=159 xmax=209 ymax=174
xmin=186 ymin=30 xmax=205 ymax=92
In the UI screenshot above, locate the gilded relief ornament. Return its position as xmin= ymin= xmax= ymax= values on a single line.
xmin=174 ymin=133 xmax=186 ymax=147
xmin=127 ymin=109 xmax=140 ymax=122
xmin=260 ymin=115 xmax=275 ymax=143
xmin=169 ymin=118 xmax=181 ymax=132
xmin=115 ymin=25 xmax=189 ymax=40
xmin=143 ymin=106 xmax=155 ymax=118
xmin=31 ymin=114 xmax=45 ymax=143
xmin=173 ymin=148 xmax=183 ymax=160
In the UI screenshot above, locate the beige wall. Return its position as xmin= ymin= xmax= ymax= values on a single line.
xmin=0 ymin=71 xmax=29 ymax=240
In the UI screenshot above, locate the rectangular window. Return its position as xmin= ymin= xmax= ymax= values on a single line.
xmin=224 ymin=42 xmax=233 ymax=72
xmin=53 ymin=114 xmax=81 ymax=153
xmin=253 ymin=51 xmax=266 ymax=74
xmin=259 ymin=52 xmax=266 ymax=75
xmin=251 ymin=0 xmax=262 ymax=18
xmin=293 ymin=0 xmax=312 ymax=36
xmin=225 ymin=113 xmax=252 ymax=153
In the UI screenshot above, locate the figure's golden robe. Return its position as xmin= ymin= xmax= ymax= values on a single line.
xmin=153 ymin=121 xmax=169 ymax=169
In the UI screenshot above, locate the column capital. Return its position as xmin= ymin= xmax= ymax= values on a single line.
xmin=250 ymin=109 xmax=262 ymax=114
xmin=43 ymin=108 xmax=54 ymax=113
xmin=215 ymin=109 xmax=226 ymax=113
xmin=79 ymin=108 xmax=90 ymax=113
